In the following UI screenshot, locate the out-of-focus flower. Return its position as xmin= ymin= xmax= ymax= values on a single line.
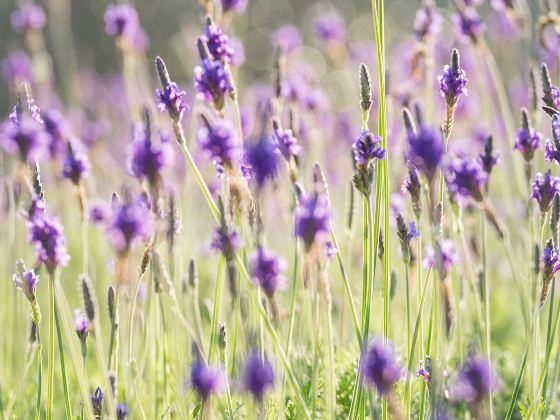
xmin=407 ymin=124 xmax=445 ymax=183
xmin=104 ymin=4 xmax=139 ymax=38
xmin=445 ymin=155 xmax=487 ymax=202
xmin=193 ymin=58 xmax=233 ymax=111
xmin=271 ymin=25 xmax=302 ymax=53
xmin=450 ymin=355 xmax=500 ymax=404
xmin=222 ymin=0 xmax=247 ymax=14
xmin=250 ymin=248 xmax=286 ymax=297
xmin=245 ymin=136 xmax=280 ymax=189
xmin=514 ymin=112 xmax=541 ymax=163
xmin=243 ymin=353 xmax=275 ymax=401
xmin=295 ymin=193 xmax=330 ymax=249
xmin=0 ymin=114 xmax=48 ymax=163
xmin=402 ymin=165 xmax=422 ymax=219
xmin=11 ymin=3 xmax=46 ymax=32
xmin=42 ymin=110 xmax=69 ymax=159
xmin=197 ymin=117 xmax=241 ymax=172
xmin=424 ymin=240 xmax=459 ymax=277
xmin=2 ymin=51 xmax=32 ymax=85
xmin=190 ymin=362 xmax=224 ymax=400
xmin=116 ymin=403 xmax=128 ymax=420
xmin=90 ymin=386 xmax=104 ymax=418
xmin=108 ymin=197 xmax=153 ymax=255
xmin=129 ymin=129 xmax=172 ymax=185
xmin=361 ymin=338 xmax=401 ymax=396
xmin=413 ymin=4 xmax=442 ymax=41
xmin=201 ymin=19 xmax=234 ymax=64
xmin=74 ymin=308 xmax=90 ymax=342
xmin=156 ymin=83 xmax=188 ymax=122
xmin=271 ymin=121 xmax=300 ymax=161
xmin=229 ymin=37 xmax=245 ymax=67
xmin=62 ymin=142 xmax=90 ymax=185
xmin=532 ymin=170 xmax=560 ymax=214
xmin=545 ymin=115 xmax=560 ymax=165
xmin=479 ymin=136 xmax=500 ymax=176
xmin=312 ymin=10 xmax=346 ymax=45
xmin=453 ymin=8 xmax=486 ymax=44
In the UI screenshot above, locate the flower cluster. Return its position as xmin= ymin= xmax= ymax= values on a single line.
xmin=531 ymin=170 xmax=560 ymax=214
xmin=129 ymin=128 xmax=172 ymax=185
xmin=201 ymin=19 xmax=235 ymax=64
xmin=190 ymin=362 xmax=225 ymax=401
xmin=361 ymin=338 xmax=402 ymax=396
xmin=156 ymin=83 xmax=188 ymax=122
xmin=250 ymin=248 xmax=286 ymax=297
xmin=438 ymin=49 xmax=468 ymax=107
xmin=197 ymin=117 xmax=241 ymax=172
xmin=445 ymin=155 xmax=487 ymax=203
xmin=62 ymin=142 xmax=90 ymax=185
xmin=407 ymin=124 xmax=445 ymax=183
xmin=0 ymin=114 xmax=48 ymax=163
xmin=11 ymin=3 xmax=46 ymax=33
xmin=107 ymin=196 xmax=153 ymax=255
xmin=243 ymin=353 xmax=275 ymax=401
xmin=245 ymin=136 xmax=280 ymax=189
xmin=295 ymin=193 xmax=331 ymax=250
xmin=450 ymin=355 xmax=500 ymax=404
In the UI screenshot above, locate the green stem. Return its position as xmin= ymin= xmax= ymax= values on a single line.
xmin=47 ymin=272 xmax=55 ymax=420
xmin=481 ymin=212 xmax=493 ymax=420
xmin=53 ymin=279 xmax=73 ymax=419
xmin=36 ymin=330 xmax=42 ymax=420
xmin=208 ymin=257 xmax=225 ymax=364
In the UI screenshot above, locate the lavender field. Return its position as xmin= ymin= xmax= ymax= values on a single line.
xmin=2 ymin=0 xmax=560 ymax=418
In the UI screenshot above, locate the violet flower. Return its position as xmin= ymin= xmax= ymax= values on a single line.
xmin=11 ymin=3 xmax=46 ymax=33
xmin=222 ymin=0 xmax=247 ymax=14
xmin=104 ymin=4 xmax=139 ymax=38
xmin=438 ymin=49 xmax=468 ymax=108
xmin=62 ymin=142 xmax=90 ymax=185
xmin=201 ymin=18 xmax=234 ymax=64
xmin=243 ymin=353 xmax=275 ymax=401
xmin=0 ymin=114 xmax=48 ymax=163
xmin=402 ymin=165 xmax=422 ymax=219
xmin=413 ymin=4 xmax=442 ymax=41
xmin=545 ymin=114 xmax=560 ymax=165
xmin=116 ymin=403 xmax=128 ymax=420
xmin=396 ymin=214 xmax=419 ymax=262
xmin=424 ymin=240 xmax=459 ymax=278
xmin=271 ymin=120 xmax=300 ymax=161
xmin=453 ymin=8 xmax=486 ymax=44
xmin=108 ymin=197 xmax=153 ymax=255
xmin=532 ymin=170 xmax=560 ymax=214
xmin=295 ymin=193 xmax=331 ymax=250
xmin=2 ymin=51 xmax=32 ymax=85
xmin=197 ymin=117 xmax=241 ymax=172
xmin=91 ymin=386 xmax=104 ymax=418
xmin=250 ymin=247 xmax=286 ymax=297
xmin=541 ymin=239 xmax=560 ymax=306
xmin=445 ymin=155 xmax=487 ymax=203
xmin=190 ymin=361 xmax=224 ymax=400
xmin=42 ymin=110 xmax=69 ymax=159
xmin=514 ymin=110 xmax=541 ymax=162
xmin=450 ymin=356 xmax=500 ymax=404
xmin=407 ymin=124 xmax=445 ymax=183
xmin=361 ymin=337 xmax=402 ymax=396
xmin=312 ymin=10 xmax=346 ymax=45
xmin=13 ymin=266 xmax=39 ymax=303
xmin=245 ymin=136 xmax=280 ymax=189
xmin=129 ymin=128 xmax=172 ymax=185
xmin=271 ymin=25 xmax=302 ymax=54
xmin=74 ymin=309 xmax=90 ymax=342
xmin=156 ymin=83 xmax=188 ymax=122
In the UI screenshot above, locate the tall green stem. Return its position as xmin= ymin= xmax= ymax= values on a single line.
xmin=46 ymin=272 xmax=54 ymax=420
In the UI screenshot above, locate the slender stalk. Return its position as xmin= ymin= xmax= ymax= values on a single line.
xmin=208 ymin=257 xmax=225 ymax=364
xmin=46 ymin=272 xmax=55 ymax=420
xmin=36 ymin=330 xmax=42 ymax=420
xmin=53 ymin=295 xmax=72 ymax=420
xmin=481 ymin=212 xmax=493 ymax=420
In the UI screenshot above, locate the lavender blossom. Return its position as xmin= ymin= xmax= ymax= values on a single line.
xmin=222 ymin=0 xmax=247 ymax=13
xmin=11 ymin=3 xmax=46 ymax=33
xmin=104 ymin=4 xmax=139 ymax=38
xmin=211 ymin=225 xmax=242 ymax=261
xmin=197 ymin=117 xmax=241 ymax=171
xmin=74 ymin=309 xmax=90 ymax=342
xmin=42 ymin=110 xmax=69 ymax=159
xmin=361 ymin=338 xmax=402 ymax=396
xmin=250 ymin=248 xmax=286 ymax=297
xmin=116 ymin=403 xmax=128 ymax=420
xmin=438 ymin=49 xmax=468 ymax=107
xmin=396 ymin=214 xmax=419 ymax=262
xmin=295 ymin=193 xmax=331 ymax=250
xmin=243 ymin=353 xmax=275 ymax=401
xmin=445 ymin=155 xmax=487 ymax=202
xmin=108 ymin=197 xmax=153 ymax=255
xmin=402 ymin=165 xmax=422 ymax=218
xmin=62 ymin=142 xmax=90 ymax=185
xmin=453 ymin=8 xmax=486 ymax=44
xmin=532 ymin=170 xmax=560 ymax=214
xmin=413 ymin=4 xmax=442 ymax=41
xmin=28 ymin=203 xmax=70 ymax=273
xmin=353 ymin=130 xmax=386 ymax=167
xmin=245 ymin=136 xmax=280 ymax=189
xmin=129 ymin=128 xmax=172 ymax=185
xmin=2 ymin=51 xmax=32 ymax=85
xmin=479 ymin=136 xmax=500 ymax=175
xmin=514 ymin=111 xmax=541 ymax=162
xmin=425 ymin=240 xmax=459 ymax=278
xmin=416 ymin=359 xmax=431 ymax=383
xmin=407 ymin=124 xmax=445 ymax=183
xmin=271 ymin=25 xmax=302 ymax=53
xmin=541 ymin=239 xmax=560 ymax=306
xmin=201 ymin=19 xmax=234 ymax=64
xmin=193 ymin=56 xmax=234 ymax=111
xmin=91 ymin=386 xmax=104 ymax=418
xmin=450 ymin=356 xmax=500 ymax=404
xmin=0 ymin=114 xmax=48 ymax=163
xmin=156 ymin=83 xmax=188 ymax=122
xmin=190 ymin=362 xmax=224 ymax=400
xmin=545 ymin=115 xmax=560 ymax=165
xmin=312 ymin=11 xmax=346 ymax=45
xmin=271 ymin=121 xmax=300 ymax=161
xmin=13 ymin=267 xmax=39 ymax=302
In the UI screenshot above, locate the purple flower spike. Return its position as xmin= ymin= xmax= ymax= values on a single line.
xmin=541 ymin=239 xmax=560 ymax=306
xmin=108 ymin=197 xmax=153 ymax=255
xmin=116 ymin=403 xmax=128 ymax=420
xmin=243 ymin=353 xmax=275 ymax=401
xmin=413 ymin=4 xmax=442 ymax=41
xmin=271 ymin=25 xmax=303 ymax=54
xmin=2 ymin=51 xmax=32 ymax=85
xmin=104 ymin=4 xmax=139 ymax=38
xmin=11 ymin=4 xmax=46 ymax=33
xmin=62 ymin=142 xmax=90 ymax=185
xmin=13 ymin=268 xmax=39 ymax=302
xmin=361 ymin=337 xmax=402 ymax=396
xmin=156 ymin=83 xmax=188 ymax=122
xmin=245 ymin=136 xmax=280 ymax=189
xmin=74 ymin=308 xmax=90 ymax=342
xmin=295 ymin=193 xmax=331 ymax=250
xmin=197 ymin=117 xmax=241 ymax=172
xmin=312 ymin=10 xmax=346 ymax=45
xmin=42 ymin=110 xmax=70 ymax=159
xmin=353 ymin=131 xmax=386 ymax=167
xmin=0 ymin=114 xmax=48 ymax=163
xmin=129 ymin=129 xmax=172 ymax=185
xmin=28 ymin=203 xmax=70 ymax=273
xmin=272 ymin=122 xmax=300 ymax=161
xmin=514 ymin=124 xmax=541 ymax=163
xmin=211 ymin=226 xmax=242 ymax=260
xmin=438 ymin=49 xmax=468 ymax=107
xmin=250 ymin=248 xmax=286 ymax=297
xmin=193 ymin=58 xmax=233 ymax=111
xmin=416 ymin=359 xmax=431 ymax=383
xmin=545 ymin=115 xmax=560 ymax=165
xmin=424 ymin=240 xmax=459 ymax=277
xmin=201 ymin=19 xmax=235 ymax=64
xmin=450 ymin=356 xmax=500 ymax=404
xmin=445 ymin=155 xmax=487 ymax=202
xmin=90 ymin=386 xmax=104 ymax=417
xmin=222 ymin=0 xmax=247 ymax=13
xmin=453 ymin=8 xmax=486 ymax=44
xmin=532 ymin=170 xmax=560 ymax=214
xmin=407 ymin=124 xmax=445 ymax=183
xmin=191 ymin=362 xmax=224 ymax=400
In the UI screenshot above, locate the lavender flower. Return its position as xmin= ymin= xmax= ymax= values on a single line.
xmin=450 ymin=356 xmax=500 ymax=404
xmin=0 ymin=114 xmax=48 ymax=163
xmin=479 ymin=136 xmax=500 ymax=175
xmin=416 ymin=359 xmax=431 ymax=383
xmin=407 ymin=124 xmax=445 ymax=183
xmin=353 ymin=131 xmax=386 ymax=167
xmin=190 ymin=362 xmax=224 ymax=400
xmin=28 ymin=204 xmax=70 ymax=273
xmin=74 ymin=309 xmax=90 ymax=342
xmin=295 ymin=193 xmax=331 ymax=250
xmin=222 ymin=0 xmax=247 ymax=13
xmin=250 ymin=248 xmax=286 ymax=297
xmin=438 ymin=49 xmax=468 ymax=107
xmin=312 ymin=11 xmax=346 ymax=45
xmin=129 ymin=128 xmax=172 ymax=185
xmin=108 ymin=197 xmax=153 ymax=255
xmin=271 ymin=121 xmax=300 ymax=161
xmin=89 ymin=202 xmax=110 ymax=224
xmin=201 ymin=19 xmax=234 ymax=64
xmin=453 ymin=8 xmax=486 ymax=44
xmin=156 ymin=83 xmax=188 ymax=122
xmin=116 ymin=403 xmax=128 ymax=420
xmin=532 ymin=170 xmax=560 ymax=214
xmin=245 ymin=136 xmax=280 ymax=189
xmin=541 ymin=239 xmax=560 ymax=306
xmin=445 ymin=155 xmax=487 ymax=202
xmin=396 ymin=214 xmax=419 ymax=262
xmin=402 ymin=165 xmax=422 ymax=218
xmin=425 ymin=240 xmax=459 ymax=278
xmin=42 ymin=110 xmax=69 ymax=159
xmin=271 ymin=25 xmax=303 ymax=53
xmin=13 ymin=266 xmax=39 ymax=303
xmin=211 ymin=225 xmax=242 ymax=261
xmin=243 ymin=353 xmax=275 ymax=401
xmin=361 ymin=338 xmax=402 ymax=396
xmin=545 ymin=115 xmax=560 ymax=165
xmin=104 ymin=4 xmax=139 ymax=38
xmin=514 ymin=111 xmax=541 ymax=162
xmin=413 ymin=4 xmax=442 ymax=41
xmin=11 ymin=3 xmax=46 ymax=32
xmin=197 ymin=117 xmax=240 ymax=172
xmin=62 ymin=142 xmax=90 ymax=185
xmin=193 ymin=57 xmax=233 ymax=111
xmin=2 ymin=51 xmax=32 ymax=85
xmin=91 ymin=386 xmax=104 ymax=418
